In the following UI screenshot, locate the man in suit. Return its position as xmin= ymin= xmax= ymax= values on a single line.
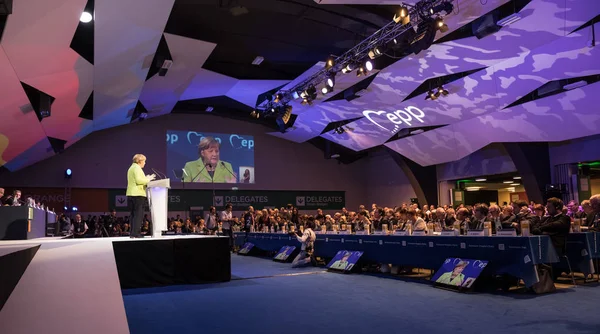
xmin=182 ymin=136 xmax=236 ymax=183
xmin=581 ymin=200 xmax=595 ymax=227
xmin=243 ymin=206 xmax=255 ymax=240
xmin=532 ymin=197 xmax=570 ymax=255
xmin=589 ymin=195 xmax=600 ymax=230
xmin=468 ymin=204 xmax=489 ymax=230
xmin=126 ymin=154 xmax=155 ymax=238
xmin=4 ymin=190 xmax=22 ymax=206
xmin=0 ymin=187 xmax=4 ymax=205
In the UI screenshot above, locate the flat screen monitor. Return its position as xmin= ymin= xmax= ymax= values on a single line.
xmin=238 ymin=242 xmax=254 ymax=255
xmin=273 ymin=246 xmax=296 ymax=261
xmin=326 ymin=250 xmax=363 ymax=272
xmin=431 ymin=258 xmax=488 ymax=289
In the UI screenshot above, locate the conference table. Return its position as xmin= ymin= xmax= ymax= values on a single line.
xmin=565 ymin=232 xmax=600 ymax=277
xmin=235 ymin=232 xmax=562 ymax=287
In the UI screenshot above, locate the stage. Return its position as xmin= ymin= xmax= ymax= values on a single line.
xmin=0 ymin=235 xmax=231 ymax=334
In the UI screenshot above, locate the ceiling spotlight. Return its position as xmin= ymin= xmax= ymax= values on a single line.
xmin=475 ymin=178 xmax=487 ymax=182
xmin=513 ymin=176 xmax=522 ymax=180
xmin=357 ymin=66 xmax=365 ymax=77
xmin=344 ymin=64 xmax=354 ymax=72
xmin=511 ymin=183 xmax=520 ymax=186
xmin=368 ymin=46 xmax=383 ymax=59
xmin=80 ymin=11 xmax=93 ymax=23
xmin=334 ymin=126 xmax=345 ymax=134
xmin=430 ymin=8 xmax=434 ymax=15
xmin=503 ymin=181 xmax=513 ymax=184
xmin=341 ymin=67 xmax=348 ymax=74
xmin=321 ymin=86 xmax=330 ymax=94
xmin=435 ymin=17 xmax=444 ymax=29
xmin=439 ymin=23 xmax=449 ymax=33
xmin=426 ymin=90 xmax=437 ymax=100
xmin=274 ymin=93 xmax=283 ymax=103
xmin=326 ymin=74 xmax=335 ymax=88
xmin=326 ymin=56 xmax=335 ymax=69
xmin=365 ymin=60 xmax=373 ymax=72
xmin=250 ymin=110 xmax=260 ymax=119
xmin=393 ymin=6 xmax=410 ymax=25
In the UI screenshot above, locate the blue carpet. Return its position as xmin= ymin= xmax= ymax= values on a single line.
xmin=123 ymin=256 xmax=600 ymax=334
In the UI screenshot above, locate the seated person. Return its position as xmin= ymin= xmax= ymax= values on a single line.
xmin=500 ymin=205 xmax=517 ymax=229
xmin=4 ymin=190 xmax=22 ymax=206
xmin=468 ymin=204 xmax=489 ymax=230
xmin=531 ymin=198 xmax=570 ymax=255
xmin=70 ymin=214 xmax=88 ymax=238
xmin=0 ymin=187 xmax=4 ymax=205
xmin=581 ymin=200 xmax=595 ymax=226
xmin=406 ymin=209 xmax=427 ymax=231
xmin=371 ymin=208 xmax=388 ymax=231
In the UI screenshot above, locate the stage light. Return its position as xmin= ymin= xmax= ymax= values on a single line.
xmin=64 ymin=206 xmax=68 ymax=210
xmin=65 ymin=168 xmax=72 ymax=179
xmin=365 ymin=60 xmax=373 ymax=71
xmin=326 ymin=74 xmax=335 ymax=88
xmin=503 ymin=181 xmax=513 ymax=184
xmin=475 ymin=178 xmax=487 ymax=182
xmin=435 ymin=17 xmax=444 ymax=29
xmin=357 ymin=66 xmax=365 ymax=77
xmin=326 ymin=56 xmax=335 ymax=69
xmin=292 ymin=91 xmax=300 ymax=99
xmin=393 ymin=6 xmax=410 ymax=25
xmin=300 ymin=91 xmax=307 ymax=99
xmin=80 ymin=11 xmax=93 ymax=23
xmin=345 ymin=64 xmax=353 ymax=72
xmin=426 ymin=90 xmax=437 ymax=100
xmin=341 ymin=67 xmax=348 ymax=74
xmin=72 ymin=206 xmax=78 ymax=212
xmin=321 ymin=87 xmax=330 ymax=94
xmin=368 ymin=46 xmax=383 ymax=59
xmin=274 ymin=93 xmax=282 ymax=103
xmin=513 ymin=176 xmax=522 ymax=180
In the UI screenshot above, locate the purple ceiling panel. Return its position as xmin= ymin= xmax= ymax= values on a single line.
xmin=320 ymin=117 xmax=395 ymax=151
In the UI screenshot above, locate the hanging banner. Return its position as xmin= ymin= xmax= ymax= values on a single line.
xmin=108 ymin=189 xmax=345 ymax=211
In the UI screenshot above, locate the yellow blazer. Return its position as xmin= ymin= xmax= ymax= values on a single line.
xmin=183 ymin=159 xmax=236 ymax=183
xmin=126 ymin=163 xmax=150 ymax=197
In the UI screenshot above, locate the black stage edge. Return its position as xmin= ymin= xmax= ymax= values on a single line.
xmin=112 ymin=237 xmax=231 ymax=289
xmin=0 ymin=245 xmax=40 ymax=311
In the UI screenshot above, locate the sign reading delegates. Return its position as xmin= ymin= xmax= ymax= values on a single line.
xmin=108 ymin=189 xmax=345 ymax=211
xmin=273 ymin=246 xmax=296 ymax=261
xmin=431 ymin=258 xmax=488 ymax=289
xmin=326 ymin=250 xmax=363 ymax=272
xmin=166 ymin=130 xmax=255 ymax=184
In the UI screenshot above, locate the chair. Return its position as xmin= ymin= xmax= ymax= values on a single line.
xmin=558 ymin=241 xmax=577 ymax=287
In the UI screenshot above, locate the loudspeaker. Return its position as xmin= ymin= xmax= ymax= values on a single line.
xmin=39 ymin=94 xmax=51 ymax=118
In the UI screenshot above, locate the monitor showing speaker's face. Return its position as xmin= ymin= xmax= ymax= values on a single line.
xmin=166 ymin=130 xmax=255 ymax=184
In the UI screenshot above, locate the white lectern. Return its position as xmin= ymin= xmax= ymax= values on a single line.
xmin=147 ymin=178 xmax=171 ymax=237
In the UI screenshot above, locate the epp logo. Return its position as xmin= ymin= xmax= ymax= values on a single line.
xmin=362 ymin=106 xmax=425 ymax=133
xmin=115 ymin=195 xmax=127 ymax=207
xmin=296 ymin=196 xmax=305 ymax=206
xmin=229 ymin=134 xmax=254 ymax=150
xmin=214 ymin=196 xmax=223 ymax=206
xmin=184 ymin=132 xmax=222 ymax=145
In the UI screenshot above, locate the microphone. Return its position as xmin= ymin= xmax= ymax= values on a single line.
xmin=191 ymin=163 xmax=210 ymax=182
xmin=151 ymin=168 xmax=167 ymax=180
xmin=220 ymin=162 xmax=237 ymax=182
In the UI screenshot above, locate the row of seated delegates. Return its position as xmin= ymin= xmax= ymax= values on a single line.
xmin=0 ymin=188 xmax=22 ymax=206
xmin=57 ymin=210 xmax=153 ymax=238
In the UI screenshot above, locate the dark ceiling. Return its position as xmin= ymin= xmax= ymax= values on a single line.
xmin=165 ymin=0 xmax=397 ymax=80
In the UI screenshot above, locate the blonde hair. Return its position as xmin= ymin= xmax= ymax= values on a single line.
xmin=132 ymin=154 xmax=146 ymax=163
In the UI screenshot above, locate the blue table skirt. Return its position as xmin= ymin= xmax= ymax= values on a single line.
xmin=566 ymin=232 xmax=600 ymax=276
xmin=235 ymin=232 xmax=559 ymax=287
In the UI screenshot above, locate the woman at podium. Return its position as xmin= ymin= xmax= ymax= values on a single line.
xmin=126 ymin=154 xmax=155 ymax=238
xmin=182 ymin=137 xmax=236 ymax=183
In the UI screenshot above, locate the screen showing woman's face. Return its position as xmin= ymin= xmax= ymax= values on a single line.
xmin=201 ymin=144 xmax=220 ymax=166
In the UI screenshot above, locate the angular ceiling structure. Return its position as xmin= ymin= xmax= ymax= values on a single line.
xmin=0 ymin=0 xmax=599 ymax=171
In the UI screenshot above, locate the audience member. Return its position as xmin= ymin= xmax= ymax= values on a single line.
xmin=532 ymin=198 xmax=570 ymax=255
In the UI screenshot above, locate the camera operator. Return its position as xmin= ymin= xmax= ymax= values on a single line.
xmin=104 ymin=209 xmax=118 ymax=237
xmin=290 ymin=217 xmax=317 ymax=267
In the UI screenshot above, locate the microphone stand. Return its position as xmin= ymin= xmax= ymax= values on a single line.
xmin=220 ymin=162 xmax=237 ymax=183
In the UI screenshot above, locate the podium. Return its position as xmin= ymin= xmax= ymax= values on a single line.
xmin=147 ymin=178 xmax=171 ymax=237
xmin=0 ymin=206 xmax=47 ymax=240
